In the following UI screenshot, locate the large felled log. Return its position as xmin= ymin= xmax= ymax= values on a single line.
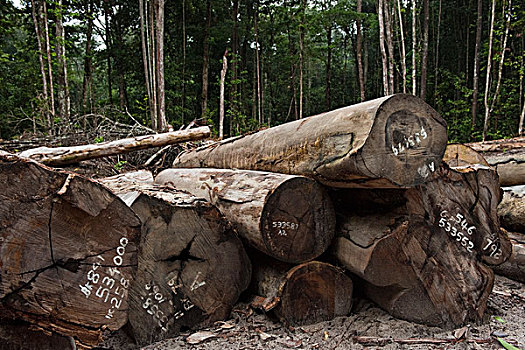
xmin=498 ymin=185 xmax=525 ymax=233
xmin=443 ymin=144 xmax=490 ymax=167
xmin=155 ymin=168 xmax=335 ymax=263
xmin=331 ymin=162 xmax=509 ymax=327
xmin=100 ymin=172 xmax=251 ymax=346
xmin=492 ymin=231 xmax=525 ymax=283
xmin=18 ymin=127 xmax=210 ymax=166
xmin=466 ymin=137 xmax=525 ymax=186
xmin=0 ymin=152 xmax=140 ymax=348
xmin=249 ymin=252 xmax=353 ymax=326
xmin=173 ymin=94 xmax=447 ymax=188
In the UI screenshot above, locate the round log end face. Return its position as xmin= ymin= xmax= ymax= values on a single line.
xmin=260 ymin=178 xmax=335 ymax=263
xmin=361 ymin=94 xmax=447 ymax=186
xmin=277 ymin=262 xmax=353 ymax=326
xmin=443 ymin=144 xmax=490 ymax=167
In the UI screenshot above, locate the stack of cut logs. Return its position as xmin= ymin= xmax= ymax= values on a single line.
xmin=0 ymin=94 xmax=521 ymax=349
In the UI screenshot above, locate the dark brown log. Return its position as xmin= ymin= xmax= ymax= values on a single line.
xmin=467 ymin=137 xmax=525 ymax=186
xmin=498 ymin=186 xmax=525 ymax=233
xmin=250 ymin=254 xmax=353 ymax=326
xmin=100 ymin=171 xmax=251 ymax=345
xmin=330 ymin=162 xmax=509 ymax=327
xmin=173 ymin=94 xmax=448 ymax=188
xmin=492 ymin=231 xmax=525 ymax=283
xmin=0 ymin=152 xmax=141 ymax=348
xmin=154 ymin=168 xmax=335 ymax=263
xmin=18 ymin=127 xmax=210 ymax=166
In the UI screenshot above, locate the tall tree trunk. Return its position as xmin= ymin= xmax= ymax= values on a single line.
xmin=42 ymin=0 xmax=55 ymax=129
xmin=55 ymin=0 xmax=70 ymax=123
xmin=396 ymin=0 xmax=407 ymax=94
xmin=219 ymin=50 xmax=228 ymax=139
xmin=254 ymin=2 xmax=262 ymax=125
xmin=472 ymin=0 xmax=483 ymax=129
xmin=483 ymin=0 xmax=496 ymax=141
xmin=411 ymin=0 xmax=417 ymax=95
xmin=139 ymin=0 xmax=155 ymax=129
xmin=325 ymin=24 xmax=332 ymax=109
xmin=378 ymin=0 xmax=389 ymax=96
xmin=519 ymin=98 xmax=525 ymax=135
xmin=419 ymin=0 xmax=429 ymax=100
xmin=230 ymin=0 xmax=239 ymax=131
xmin=82 ymin=1 xmax=94 ymax=118
xmin=114 ymin=16 xmax=128 ymax=111
xmin=433 ymin=0 xmax=441 ymax=101
xmin=104 ymin=2 xmax=113 ymax=106
xmin=384 ymin=0 xmax=395 ymax=94
xmin=148 ymin=0 xmax=158 ymax=130
xmin=155 ymin=0 xmax=167 ymax=131
xmin=181 ymin=0 xmax=186 ymax=125
xmin=31 ymin=0 xmax=51 ymax=131
xmin=299 ymin=0 xmax=305 ymax=117
xmin=487 ymin=0 xmax=511 ymax=131
xmin=201 ymin=0 xmax=211 ymax=119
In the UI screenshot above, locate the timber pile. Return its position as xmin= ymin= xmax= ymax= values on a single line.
xmin=0 ymin=95 xmax=519 ymax=348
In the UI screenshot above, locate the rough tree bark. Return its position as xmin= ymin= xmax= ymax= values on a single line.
xmin=0 ymin=152 xmax=140 ymax=348
xmin=330 ymin=162 xmax=510 ymax=327
xmin=100 ymin=171 xmax=251 ymax=345
xmin=19 ymin=127 xmax=210 ymax=166
xmin=250 ymin=253 xmax=353 ymax=326
xmin=155 ymin=168 xmax=335 ymax=263
xmin=173 ymin=94 xmax=448 ymax=188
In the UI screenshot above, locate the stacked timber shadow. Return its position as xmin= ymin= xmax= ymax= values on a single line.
xmin=1 ymin=94 xmax=519 ymax=348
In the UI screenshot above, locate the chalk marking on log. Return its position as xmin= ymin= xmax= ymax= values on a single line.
xmin=391 ymin=126 xmax=428 ymax=156
xmin=438 ymin=210 xmax=475 ymax=253
xmin=190 ymin=272 xmax=206 ymax=291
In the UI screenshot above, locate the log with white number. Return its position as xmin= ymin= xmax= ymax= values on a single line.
xmin=0 ymin=152 xmax=140 ymax=348
xmin=173 ymin=94 xmax=447 ymax=188
xmin=155 ymin=168 xmax=335 ymax=263
xmin=100 ymin=171 xmax=251 ymax=345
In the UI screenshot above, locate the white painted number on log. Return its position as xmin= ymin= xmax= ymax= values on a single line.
xmin=142 ymin=282 xmax=170 ymax=332
xmin=77 ymin=237 xmax=131 ymax=320
xmin=391 ymin=126 xmax=428 ymax=156
xmin=482 ymin=238 xmax=502 ymax=259
xmin=438 ymin=210 xmax=475 ymax=253
xmin=272 ymin=221 xmax=299 ymax=236
xmin=190 ymin=272 xmax=206 ymax=291
xmin=417 ymin=161 xmax=436 ymax=178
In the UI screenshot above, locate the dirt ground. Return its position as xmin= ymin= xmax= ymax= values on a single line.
xmin=93 ymin=274 xmax=525 ymax=350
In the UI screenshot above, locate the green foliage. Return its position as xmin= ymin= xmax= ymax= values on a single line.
xmin=113 ymin=160 xmax=128 ymax=171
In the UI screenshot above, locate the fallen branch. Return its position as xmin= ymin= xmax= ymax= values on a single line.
xmin=19 ymin=127 xmax=210 ymax=166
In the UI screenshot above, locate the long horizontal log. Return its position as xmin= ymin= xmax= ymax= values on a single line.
xmin=0 ymin=152 xmax=141 ymax=348
xmin=249 ymin=252 xmax=353 ymax=326
xmin=155 ymin=168 xmax=335 ymax=263
xmin=173 ymin=94 xmax=447 ymax=188
xmin=492 ymin=231 xmax=525 ymax=283
xmin=467 ymin=136 xmax=525 ymax=153
xmin=100 ymin=172 xmax=251 ymax=345
xmin=330 ymin=162 xmax=509 ymax=327
xmin=18 ymin=127 xmax=210 ymax=166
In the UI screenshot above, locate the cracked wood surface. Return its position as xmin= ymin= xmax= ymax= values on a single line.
xmin=0 ymin=152 xmax=141 ymax=348
xmin=172 ymin=94 xmax=447 ymax=188
xmin=100 ymin=172 xmax=251 ymax=346
xmin=155 ymin=168 xmax=335 ymax=263
xmin=249 ymin=251 xmax=353 ymax=326
xmin=330 ymin=162 xmax=507 ymax=327
xmin=18 ymin=127 xmax=210 ymax=167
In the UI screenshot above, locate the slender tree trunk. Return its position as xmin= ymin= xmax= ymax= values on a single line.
xmin=104 ymin=2 xmax=113 ymax=106
xmin=230 ymin=0 xmax=239 ymax=131
xmin=31 ymin=0 xmax=51 ymax=131
xmin=155 ymin=0 xmax=166 ymax=131
xmin=378 ymin=0 xmax=389 ymax=96
xmin=411 ymin=0 xmax=417 ymax=95
xmin=420 ymin=0 xmax=429 ymax=100
xmin=356 ymin=0 xmax=366 ymax=101
xmin=148 ymin=0 xmax=158 ymax=130
xmin=219 ymin=50 xmax=228 ymax=139
xmin=42 ymin=0 xmax=55 ymax=128
xmin=55 ymin=0 xmax=70 ymax=122
xmin=472 ymin=0 xmax=483 ymax=129
xmin=82 ymin=1 xmax=94 ymax=118
xmin=396 ymin=0 xmax=407 ymax=94
xmin=139 ymin=0 xmax=154 ymax=129
xmin=254 ymin=2 xmax=262 ymax=125
xmin=433 ymin=0 xmax=441 ymax=100
xmin=483 ymin=0 xmax=496 ymax=141
xmin=181 ymin=0 xmax=186 ymax=125
xmin=325 ymin=24 xmax=332 ymax=109
xmin=299 ymin=0 xmax=305 ymax=117
xmin=519 ymin=98 xmax=525 ymax=135
xmin=384 ymin=0 xmax=395 ymax=94
xmin=201 ymin=0 xmax=211 ymax=119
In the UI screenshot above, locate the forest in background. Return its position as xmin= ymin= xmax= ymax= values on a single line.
xmin=0 ymin=0 xmax=524 ymax=144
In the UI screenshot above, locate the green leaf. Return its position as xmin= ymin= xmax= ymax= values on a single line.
xmin=495 ymin=316 xmax=506 ymax=324
xmin=497 ymin=338 xmax=521 ymax=350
